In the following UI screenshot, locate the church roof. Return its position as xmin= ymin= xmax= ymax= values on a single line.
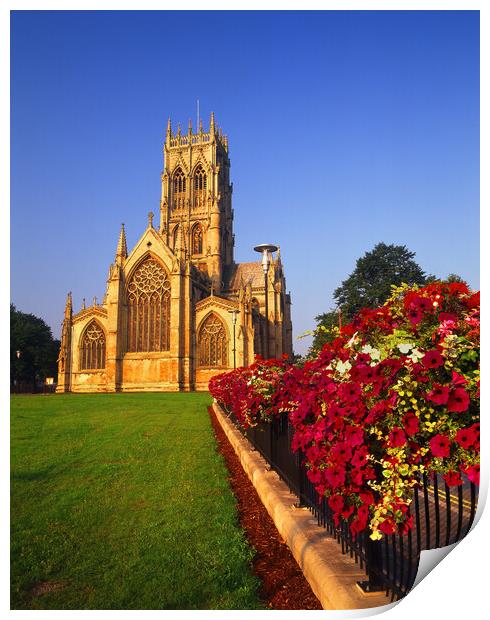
xmin=223 ymin=262 xmax=264 ymax=290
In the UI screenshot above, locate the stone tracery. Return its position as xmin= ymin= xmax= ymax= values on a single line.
xmin=79 ymin=320 xmax=106 ymax=370
xmin=198 ymin=313 xmax=227 ymax=367
xmin=127 ymin=257 xmax=171 ymax=352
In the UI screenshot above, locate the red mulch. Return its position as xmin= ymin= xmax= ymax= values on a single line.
xmin=208 ymin=406 xmax=322 ymax=610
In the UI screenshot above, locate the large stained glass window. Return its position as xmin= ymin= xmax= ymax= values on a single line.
xmin=127 ymin=257 xmax=171 ymax=352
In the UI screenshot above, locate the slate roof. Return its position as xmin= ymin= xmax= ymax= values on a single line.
xmin=223 ymin=262 xmax=264 ymax=290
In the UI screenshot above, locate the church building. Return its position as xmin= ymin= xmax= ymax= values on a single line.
xmin=56 ymin=113 xmax=293 ymax=392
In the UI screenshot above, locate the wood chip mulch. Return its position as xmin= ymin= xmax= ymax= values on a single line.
xmin=208 ymin=406 xmax=322 ymax=610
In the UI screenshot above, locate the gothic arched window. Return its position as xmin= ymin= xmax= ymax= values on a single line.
xmin=127 ymin=257 xmax=171 ymax=352
xmin=192 ymin=223 xmax=203 ymax=255
xmin=193 ymin=164 xmax=207 ymax=208
xmin=194 ymin=164 xmax=207 ymax=191
xmin=79 ymin=320 xmax=106 ymax=370
xmin=173 ymin=167 xmax=186 ymax=210
xmin=198 ymin=313 xmax=227 ymax=367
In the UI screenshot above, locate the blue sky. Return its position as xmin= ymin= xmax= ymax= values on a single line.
xmin=10 ymin=10 xmax=479 ymax=354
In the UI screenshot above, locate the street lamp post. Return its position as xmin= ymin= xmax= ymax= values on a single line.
xmin=229 ymin=310 xmax=239 ymax=368
xmin=253 ymin=244 xmax=278 ymax=359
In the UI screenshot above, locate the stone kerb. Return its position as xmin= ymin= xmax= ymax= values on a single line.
xmin=212 ymin=401 xmax=395 ymax=611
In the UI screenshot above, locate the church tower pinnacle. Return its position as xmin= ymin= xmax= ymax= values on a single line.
xmin=115 ymin=223 xmax=128 ymax=263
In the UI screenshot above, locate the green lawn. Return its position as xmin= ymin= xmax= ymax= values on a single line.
xmin=11 ymin=393 xmax=263 ymax=609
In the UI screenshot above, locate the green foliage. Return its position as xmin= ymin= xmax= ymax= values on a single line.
xmin=10 ymin=304 xmax=59 ymax=390
xmin=308 ymin=243 xmax=428 ymax=356
xmin=333 ymin=243 xmax=427 ymax=319
xmin=11 ymin=393 xmax=263 ymax=610
xmin=307 ymin=310 xmax=341 ymax=355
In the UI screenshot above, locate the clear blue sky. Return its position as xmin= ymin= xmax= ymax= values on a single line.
xmin=10 ymin=10 xmax=480 ymax=354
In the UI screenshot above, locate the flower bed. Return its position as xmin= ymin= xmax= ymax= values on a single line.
xmin=209 ymin=282 xmax=480 ymax=540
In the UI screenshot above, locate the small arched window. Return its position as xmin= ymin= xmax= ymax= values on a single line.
xmin=79 ymin=320 xmax=106 ymax=370
xmin=198 ymin=313 xmax=227 ymax=367
xmin=192 ymin=223 xmax=203 ymax=255
xmin=173 ymin=167 xmax=186 ymax=210
xmin=193 ymin=164 xmax=207 ymax=208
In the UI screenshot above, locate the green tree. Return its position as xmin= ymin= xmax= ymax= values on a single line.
xmin=309 ymin=243 xmax=428 ymax=355
xmin=10 ymin=304 xmax=60 ymax=391
xmin=333 ymin=242 xmax=427 ymax=320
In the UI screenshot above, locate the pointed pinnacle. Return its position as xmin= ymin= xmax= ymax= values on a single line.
xmin=116 ymin=223 xmax=128 ymax=259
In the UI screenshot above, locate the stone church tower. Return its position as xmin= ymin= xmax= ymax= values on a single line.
xmin=56 ymin=114 xmax=293 ymax=392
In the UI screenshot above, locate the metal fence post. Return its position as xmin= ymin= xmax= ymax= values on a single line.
xmin=358 ymin=536 xmax=384 ymax=593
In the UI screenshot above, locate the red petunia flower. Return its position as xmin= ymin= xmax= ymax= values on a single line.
xmin=328 ymin=494 xmax=344 ymax=513
xmin=379 ymin=517 xmax=397 ymax=535
xmin=330 ymin=441 xmax=352 ymax=463
xmin=344 ymin=426 xmax=364 ymax=447
xmin=403 ymin=412 xmax=419 ymax=437
xmin=359 ymin=491 xmax=375 ymax=505
xmin=325 ymin=465 xmax=346 ymax=488
xmin=451 ymin=371 xmax=467 ymax=386
xmin=338 ymin=382 xmax=362 ymax=403
xmin=407 ymin=307 xmax=423 ymax=325
xmin=422 ymin=350 xmax=444 ymax=369
xmin=388 ymin=426 xmax=407 ymax=448
xmin=455 ymin=427 xmax=477 ymax=449
xmin=464 ymin=464 xmax=480 ymax=485
xmin=351 ymin=446 xmax=368 ymax=468
xmin=427 ymin=384 xmax=450 ymax=405
xmin=429 ymin=434 xmax=451 ymax=458
xmin=469 ymin=422 xmax=480 ymax=446
xmin=444 ymin=471 xmax=463 ymax=487
xmin=447 ymin=388 xmax=470 ymax=413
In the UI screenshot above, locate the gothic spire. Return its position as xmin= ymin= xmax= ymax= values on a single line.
xmin=210 ymin=111 xmax=215 ymax=134
xmin=166 ymin=117 xmax=172 ymax=143
xmin=116 ymin=223 xmax=128 ymax=261
xmin=64 ymin=291 xmax=72 ymax=318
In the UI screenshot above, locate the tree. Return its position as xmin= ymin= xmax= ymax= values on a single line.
xmin=10 ymin=304 xmax=60 ymax=391
xmin=333 ymin=242 xmax=427 ymax=320
xmin=309 ymin=243 xmax=428 ymax=355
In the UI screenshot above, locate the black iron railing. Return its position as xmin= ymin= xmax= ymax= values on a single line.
xmin=224 ymin=407 xmax=478 ymax=601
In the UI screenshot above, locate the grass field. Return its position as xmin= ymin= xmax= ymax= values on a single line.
xmin=11 ymin=393 xmax=263 ymax=609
